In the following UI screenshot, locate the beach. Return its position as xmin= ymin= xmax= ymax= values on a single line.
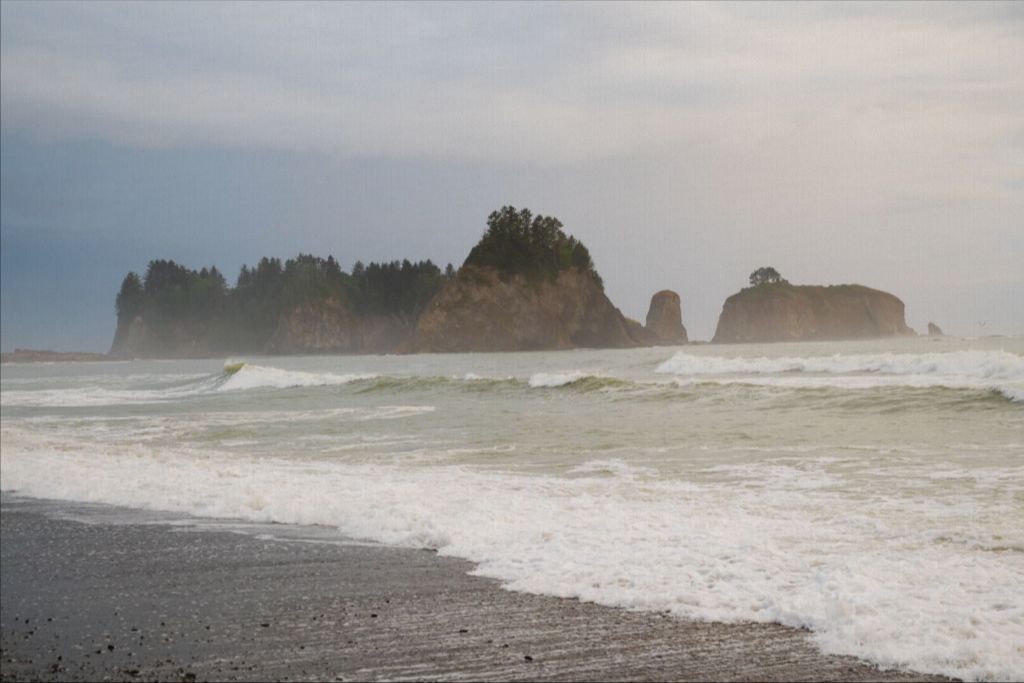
xmin=2 ymin=339 xmax=1021 ymax=681
xmin=0 ymin=495 xmax=949 ymax=682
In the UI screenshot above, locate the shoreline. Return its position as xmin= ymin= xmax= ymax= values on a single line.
xmin=1 ymin=336 xmax=965 ymax=365
xmin=0 ymin=495 xmax=951 ymax=682
xmin=0 ymin=350 xmax=112 ymax=364
xmin=9 ymin=333 xmax=983 ymax=364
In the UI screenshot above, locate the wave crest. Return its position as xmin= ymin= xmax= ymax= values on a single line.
xmin=219 ymin=364 xmax=376 ymax=392
xmin=657 ymin=350 xmax=1023 ymax=379
xmin=656 ymin=350 xmax=1024 ymax=402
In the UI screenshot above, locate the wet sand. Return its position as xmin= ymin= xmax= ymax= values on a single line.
xmin=0 ymin=495 xmax=950 ymax=682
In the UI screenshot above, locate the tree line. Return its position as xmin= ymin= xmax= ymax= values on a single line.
xmin=116 ymin=255 xmax=454 ymax=351
xmin=114 ymin=206 xmax=607 ymax=351
xmin=464 ymin=206 xmax=603 ymax=288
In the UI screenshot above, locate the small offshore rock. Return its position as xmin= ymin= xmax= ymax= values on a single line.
xmin=644 ymin=290 xmax=688 ymax=344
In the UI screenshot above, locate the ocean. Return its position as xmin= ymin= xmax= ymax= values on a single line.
xmin=2 ymin=336 xmax=1022 ymax=681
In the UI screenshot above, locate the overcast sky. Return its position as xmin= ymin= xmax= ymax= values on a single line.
xmin=2 ymin=1 xmax=1021 ymax=351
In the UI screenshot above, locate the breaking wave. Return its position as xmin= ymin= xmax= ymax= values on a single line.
xmin=4 ymin=350 xmax=1022 ymax=409
xmin=656 ymin=349 xmax=1023 ymax=379
xmin=657 ymin=350 xmax=1024 ymax=402
xmin=0 ymin=364 xmax=378 ymax=408
xmin=3 ymin=340 xmax=1022 ymax=680
xmin=218 ymin=364 xmax=377 ymax=392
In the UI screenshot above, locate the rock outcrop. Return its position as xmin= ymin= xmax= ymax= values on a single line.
xmin=110 ymin=316 xmax=213 ymax=358
xmin=266 ymin=299 xmax=413 ymax=354
xmin=624 ymin=318 xmax=660 ymax=346
xmin=412 ymin=266 xmax=644 ymax=352
xmin=927 ymin=322 xmax=944 ymax=336
xmin=110 ymin=299 xmax=416 ymax=358
xmin=266 ymin=299 xmax=360 ymax=354
xmin=107 ymin=207 xmax=692 ymax=357
xmin=712 ymin=283 xmax=916 ymax=343
xmin=644 ymin=290 xmax=688 ymax=344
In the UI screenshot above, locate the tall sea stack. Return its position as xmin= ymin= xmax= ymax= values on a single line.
xmin=644 ymin=290 xmax=688 ymax=344
xmin=412 ymin=265 xmax=642 ymax=352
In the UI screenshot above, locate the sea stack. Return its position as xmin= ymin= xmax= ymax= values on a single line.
xmin=927 ymin=322 xmax=944 ymax=336
xmin=412 ymin=206 xmax=647 ymax=352
xmin=712 ymin=282 xmax=916 ymax=343
xmin=412 ymin=265 xmax=641 ymax=352
xmin=644 ymin=290 xmax=688 ymax=344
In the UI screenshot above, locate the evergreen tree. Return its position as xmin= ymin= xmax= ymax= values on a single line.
xmin=749 ymin=267 xmax=787 ymax=287
xmin=464 ymin=206 xmax=602 ymax=287
xmin=112 ymin=208 xmax=604 ymax=351
xmin=115 ymin=272 xmax=144 ymax=320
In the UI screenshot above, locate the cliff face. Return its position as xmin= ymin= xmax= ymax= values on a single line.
xmin=266 ymin=299 xmax=413 ymax=354
xmin=712 ymin=283 xmax=916 ymax=343
xmin=109 ymin=270 xmax=686 ymax=357
xmin=110 ymin=300 xmax=415 ymax=357
xmin=109 ymin=316 xmax=213 ymax=358
xmin=267 ymin=299 xmax=358 ymax=354
xmin=645 ymin=290 xmax=688 ymax=344
xmin=412 ymin=266 xmax=643 ymax=352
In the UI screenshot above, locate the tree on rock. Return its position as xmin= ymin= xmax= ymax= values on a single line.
xmin=749 ymin=266 xmax=786 ymax=287
xmin=115 ymin=272 xmax=144 ymax=320
xmin=464 ymin=206 xmax=603 ymax=288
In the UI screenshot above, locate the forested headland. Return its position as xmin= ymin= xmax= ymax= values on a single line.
xmin=113 ymin=256 xmax=454 ymax=354
xmin=463 ymin=206 xmax=602 ymax=288
xmin=110 ymin=205 xmax=612 ymax=356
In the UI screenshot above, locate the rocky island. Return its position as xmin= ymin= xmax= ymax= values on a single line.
xmin=109 ymin=207 xmax=687 ymax=357
xmin=412 ymin=265 xmax=643 ymax=352
xmin=411 ymin=207 xmax=677 ymax=352
xmin=712 ymin=268 xmax=916 ymax=343
xmin=110 ymin=257 xmax=449 ymax=357
xmin=645 ymin=290 xmax=688 ymax=344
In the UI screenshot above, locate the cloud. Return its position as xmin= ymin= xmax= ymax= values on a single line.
xmin=2 ymin=2 xmax=1021 ymax=170
xmin=1 ymin=1 xmax=1022 ymax=342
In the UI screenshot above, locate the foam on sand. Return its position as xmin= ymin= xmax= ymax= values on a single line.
xmin=2 ymin=425 xmax=1020 ymax=681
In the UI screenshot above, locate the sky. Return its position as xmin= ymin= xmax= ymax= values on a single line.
xmin=1 ymin=1 xmax=1022 ymax=351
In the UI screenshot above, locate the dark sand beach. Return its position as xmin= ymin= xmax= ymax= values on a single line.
xmin=0 ymin=495 xmax=950 ymax=682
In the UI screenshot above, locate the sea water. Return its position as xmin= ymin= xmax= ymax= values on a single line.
xmin=2 ymin=336 xmax=1022 ymax=680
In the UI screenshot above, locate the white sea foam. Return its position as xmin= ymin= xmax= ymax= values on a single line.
xmin=0 ymin=365 xmax=378 ymax=407
xmin=528 ymin=371 xmax=590 ymax=388
xmin=999 ymin=384 xmax=1024 ymax=402
xmin=657 ymin=350 xmax=1024 ymax=379
xmin=217 ymin=364 xmax=376 ymax=392
xmin=2 ymin=425 xmax=1021 ymax=681
xmin=657 ymin=350 xmax=1024 ymax=401
xmin=353 ymin=405 xmax=436 ymax=420
xmin=462 ymin=373 xmax=514 ymax=383
xmin=567 ymin=458 xmax=659 ymax=480
xmin=0 ymin=376 xmax=222 ymax=407
xmin=3 ymin=341 xmax=1022 ymax=680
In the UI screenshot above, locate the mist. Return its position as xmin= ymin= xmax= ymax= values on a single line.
xmin=2 ymin=2 xmax=1021 ymax=350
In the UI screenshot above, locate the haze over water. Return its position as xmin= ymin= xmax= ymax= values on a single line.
xmin=2 ymin=336 xmax=1022 ymax=680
